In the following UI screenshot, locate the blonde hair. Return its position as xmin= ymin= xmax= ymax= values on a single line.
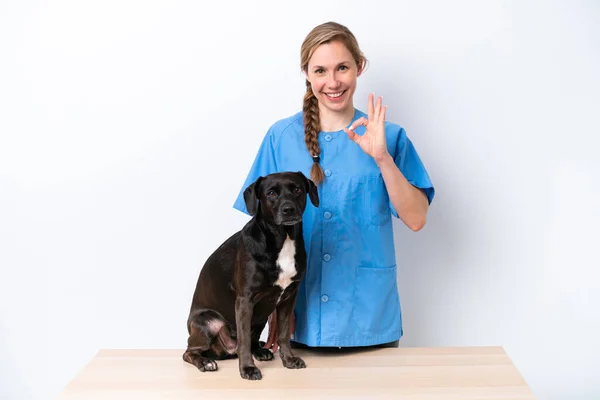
xmin=300 ymin=21 xmax=367 ymax=185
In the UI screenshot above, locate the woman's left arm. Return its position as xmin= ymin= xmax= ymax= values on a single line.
xmin=375 ymin=154 xmax=429 ymax=231
xmin=345 ymin=93 xmax=429 ymax=231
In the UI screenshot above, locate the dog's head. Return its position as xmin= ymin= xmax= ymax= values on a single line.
xmin=243 ymin=171 xmax=319 ymax=225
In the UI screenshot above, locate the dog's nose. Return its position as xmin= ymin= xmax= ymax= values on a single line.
xmin=281 ymin=204 xmax=297 ymax=215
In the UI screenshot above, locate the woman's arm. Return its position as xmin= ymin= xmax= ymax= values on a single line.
xmin=376 ymin=153 xmax=429 ymax=231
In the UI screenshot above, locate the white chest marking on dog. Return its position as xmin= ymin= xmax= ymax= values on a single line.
xmin=275 ymin=235 xmax=296 ymax=302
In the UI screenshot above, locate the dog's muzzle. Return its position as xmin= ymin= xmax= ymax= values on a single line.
xmin=276 ymin=202 xmax=302 ymax=225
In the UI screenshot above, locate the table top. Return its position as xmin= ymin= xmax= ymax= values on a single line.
xmin=56 ymin=346 xmax=536 ymax=399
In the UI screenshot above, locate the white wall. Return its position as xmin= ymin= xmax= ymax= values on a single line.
xmin=1 ymin=0 xmax=599 ymax=399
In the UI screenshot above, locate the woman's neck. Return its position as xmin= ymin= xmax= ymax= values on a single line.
xmin=318 ymin=104 xmax=356 ymax=132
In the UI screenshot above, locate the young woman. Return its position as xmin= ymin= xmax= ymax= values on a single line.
xmin=233 ymin=21 xmax=435 ymax=351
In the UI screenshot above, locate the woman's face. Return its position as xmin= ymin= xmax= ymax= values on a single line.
xmin=305 ymin=40 xmax=362 ymax=115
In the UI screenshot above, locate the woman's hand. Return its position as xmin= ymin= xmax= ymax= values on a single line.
xmin=344 ymin=93 xmax=390 ymax=164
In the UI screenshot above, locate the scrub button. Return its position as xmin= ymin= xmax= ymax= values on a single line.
xmin=321 ymin=295 xmax=329 ymax=303
xmin=324 ymin=169 xmax=332 ymax=177
xmin=324 ymin=134 xmax=332 ymax=142
xmin=324 ymin=211 xmax=332 ymax=219
xmin=323 ymin=253 xmax=331 ymax=262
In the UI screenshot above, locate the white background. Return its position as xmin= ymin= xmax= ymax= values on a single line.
xmin=1 ymin=0 xmax=599 ymax=399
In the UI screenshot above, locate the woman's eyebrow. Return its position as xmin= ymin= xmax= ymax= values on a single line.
xmin=312 ymin=61 xmax=351 ymax=69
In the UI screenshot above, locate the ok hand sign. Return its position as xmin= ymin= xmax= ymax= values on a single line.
xmin=344 ymin=93 xmax=390 ymax=163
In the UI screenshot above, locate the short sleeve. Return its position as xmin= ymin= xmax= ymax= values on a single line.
xmin=232 ymin=129 xmax=279 ymax=215
xmin=390 ymin=127 xmax=435 ymax=217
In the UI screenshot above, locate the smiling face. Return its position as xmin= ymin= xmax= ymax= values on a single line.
xmin=305 ymin=40 xmax=363 ymax=116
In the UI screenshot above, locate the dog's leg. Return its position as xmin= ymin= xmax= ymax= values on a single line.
xmin=183 ymin=310 xmax=233 ymax=372
xmin=251 ymin=326 xmax=274 ymax=361
xmin=183 ymin=328 xmax=217 ymax=371
xmin=276 ymin=291 xmax=306 ymax=369
xmin=235 ymin=296 xmax=262 ymax=380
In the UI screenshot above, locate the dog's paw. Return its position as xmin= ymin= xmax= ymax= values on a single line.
xmin=252 ymin=347 xmax=274 ymax=361
xmin=198 ymin=359 xmax=218 ymax=372
xmin=282 ymin=356 xmax=306 ymax=369
xmin=240 ymin=365 xmax=262 ymax=380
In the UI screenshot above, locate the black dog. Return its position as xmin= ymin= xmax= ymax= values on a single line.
xmin=183 ymin=171 xmax=319 ymax=380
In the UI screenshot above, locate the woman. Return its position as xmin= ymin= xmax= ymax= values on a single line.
xmin=233 ymin=21 xmax=435 ymax=351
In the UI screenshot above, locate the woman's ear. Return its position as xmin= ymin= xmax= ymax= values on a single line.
xmin=303 ymin=68 xmax=311 ymax=83
xmin=357 ymin=58 xmax=365 ymax=77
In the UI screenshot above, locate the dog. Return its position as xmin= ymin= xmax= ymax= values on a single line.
xmin=183 ymin=171 xmax=319 ymax=380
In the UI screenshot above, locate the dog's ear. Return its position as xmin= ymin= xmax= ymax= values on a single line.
xmin=297 ymin=171 xmax=319 ymax=207
xmin=243 ymin=176 xmax=263 ymax=216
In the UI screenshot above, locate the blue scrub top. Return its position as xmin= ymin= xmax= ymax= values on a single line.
xmin=233 ymin=108 xmax=435 ymax=347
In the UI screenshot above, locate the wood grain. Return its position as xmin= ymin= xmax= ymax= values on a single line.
xmin=56 ymin=346 xmax=536 ymax=399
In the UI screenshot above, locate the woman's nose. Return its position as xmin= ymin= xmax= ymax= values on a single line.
xmin=327 ymin=73 xmax=341 ymax=88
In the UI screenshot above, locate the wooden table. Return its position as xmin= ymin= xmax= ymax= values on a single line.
xmin=56 ymin=346 xmax=536 ymax=399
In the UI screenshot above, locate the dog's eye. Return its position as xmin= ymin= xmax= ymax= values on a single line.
xmin=266 ymin=190 xmax=276 ymax=197
xmin=294 ymin=187 xmax=302 ymax=194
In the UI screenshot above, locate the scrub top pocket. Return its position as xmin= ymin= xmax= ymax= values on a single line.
xmin=351 ymin=264 xmax=401 ymax=336
xmin=350 ymin=175 xmax=392 ymax=227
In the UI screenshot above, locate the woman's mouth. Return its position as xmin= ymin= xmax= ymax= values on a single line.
xmin=324 ymin=90 xmax=347 ymax=102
